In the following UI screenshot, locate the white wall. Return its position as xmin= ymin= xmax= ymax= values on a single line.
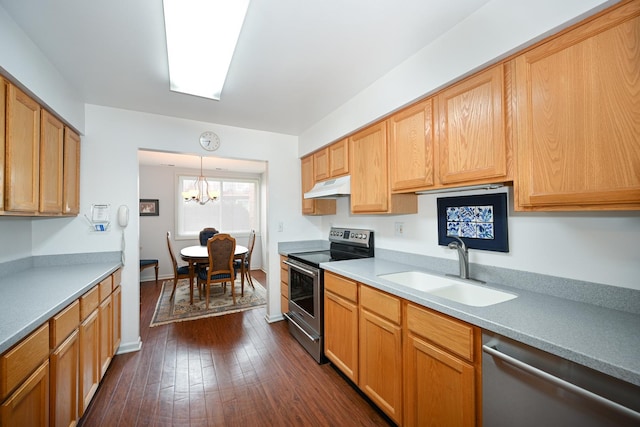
xmin=321 ymin=190 xmax=640 ymax=290
xmin=299 ymin=0 xmax=616 ymax=152
xmin=28 ymin=104 xmax=319 ymax=351
xmin=0 ymin=4 xmax=85 ymax=132
xmin=138 ymin=164 xmax=264 ymax=282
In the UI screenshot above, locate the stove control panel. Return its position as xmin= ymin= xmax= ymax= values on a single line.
xmin=329 ymin=227 xmax=373 ymax=247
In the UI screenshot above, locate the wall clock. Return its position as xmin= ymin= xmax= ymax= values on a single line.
xmin=199 ymin=131 xmax=220 ymax=151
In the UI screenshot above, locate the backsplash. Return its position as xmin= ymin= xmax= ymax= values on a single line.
xmin=374 ymin=248 xmax=640 ymax=315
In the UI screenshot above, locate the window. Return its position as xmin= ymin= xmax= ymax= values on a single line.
xmin=177 ymin=175 xmax=259 ymax=238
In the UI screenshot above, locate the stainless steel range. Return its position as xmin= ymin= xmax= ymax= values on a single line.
xmin=283 ymin=227 xmax=374 ymax=363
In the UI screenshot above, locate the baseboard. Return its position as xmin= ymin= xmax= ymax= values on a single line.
xmin=116 ymin=336 xmax=142 ymax=354
xmin=265 ymin=313 xmax=285 ymax=323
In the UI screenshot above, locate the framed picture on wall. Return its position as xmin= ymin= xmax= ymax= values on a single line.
xmin=437 ymin=192 xmax=509 ymax=252
xmin=139 ymin=199 xmax=159 ymax=216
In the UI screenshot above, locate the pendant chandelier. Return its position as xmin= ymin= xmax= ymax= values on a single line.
xmin=182 ymin=157 xmax=219 ymax=205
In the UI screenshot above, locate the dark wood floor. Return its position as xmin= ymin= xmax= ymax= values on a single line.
xmin=78 ymin=271 xmax=393 ymax=426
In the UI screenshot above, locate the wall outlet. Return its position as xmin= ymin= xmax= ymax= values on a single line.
xmin=278 ymin=221 xmax=284 ymax=232
xmin=394 ymin=222 xmax=404 ymax=237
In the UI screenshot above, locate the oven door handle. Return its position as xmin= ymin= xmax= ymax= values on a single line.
xmin=283 ymin=260 xmax=318 ymax=276
xmin=283 ymin=312 xmax=320 ymax=342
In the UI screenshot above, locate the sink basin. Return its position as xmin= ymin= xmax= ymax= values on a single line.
xmin=377 ymin=271 xmax=517 ymax=307
xmin=378 ymin=271 xmax=463 ymax=291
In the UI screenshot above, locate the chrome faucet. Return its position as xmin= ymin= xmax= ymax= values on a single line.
xmin=448 ymin=236 xmax=469 ymax=280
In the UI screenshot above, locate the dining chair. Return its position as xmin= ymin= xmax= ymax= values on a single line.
xmin=199 ymin=227 xmax=219 ymax=246
xmin=166 ymin=231 xmax=190 ymax=300
xmin=235 ymin=230 xmax=256 ymax=289
xmin=197 ymin=233 xmax=239 ymax=309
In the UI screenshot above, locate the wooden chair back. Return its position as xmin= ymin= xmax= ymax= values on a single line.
xmin=206 ymin=233 xmax=236 ymax=279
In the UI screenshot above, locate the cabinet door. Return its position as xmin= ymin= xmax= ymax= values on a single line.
xmin=350 ymin=122 xmax=389 ymax=213
xmin=79 ymin=309 xmax=99 ymax=416
xmin=437 ymin=64 xmax=508 ymax=185
xmin=50 ymin=330 xmax=79 ymax=427
xmin=329 ymin=138 xmax=349 ymax=178
xmin=514 ymin=2 xmax=640 ymax=211
xmin=300 ymin=154 xmax=335 ymax=215
xmin=324 ymin=291 xmax=359 ymax=383
xmin=40 ymin=110 xmax=64 ymax=214
xmin=313 ymin=148 xmax=329 ymax=182
xmin=112 ymin=285 xmax=121 ymax=354
xmin=359 ymin=300 xmax=402 ymax=424
xmin=0 ymin=79 xmax=6 ymax=211
xmin=301 ymin=154 xmax=315 ymax=214
xmin=0 ymin=360 xmax=49 ymax=427
xmin=63 ymin=128 xmax=80 ymax=215
xmin=5 ymin=84 xmax=41 ymax=212
xmin=99 ymin=295 xmax=113 ymax=379
xmin=389 ymin=98 xmax=435 ymax=191
xmin=404 ymin=334 xmax=475 ymax=427
xmin=280 ymin=256 xmax=289 ymax=314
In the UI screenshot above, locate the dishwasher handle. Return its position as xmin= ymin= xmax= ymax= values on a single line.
xmin=482 ymin=344 xmax=640 ymax=422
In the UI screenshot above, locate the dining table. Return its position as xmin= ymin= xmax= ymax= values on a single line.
xmin=180 ymin=244 xmax=248 ymax=304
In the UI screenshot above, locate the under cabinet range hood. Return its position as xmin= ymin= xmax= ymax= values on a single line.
xmin=304 ymin=175 xmax=351 ymax=199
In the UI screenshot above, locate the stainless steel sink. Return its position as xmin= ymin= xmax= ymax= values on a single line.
xmin=377 ymin=271 xmax=517 ymax=307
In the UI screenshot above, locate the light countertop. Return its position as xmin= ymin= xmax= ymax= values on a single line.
xmin=0 ymin=253 xmax=121 ymax=354
xmin=320 ymin=257 xmax=640 ymax=387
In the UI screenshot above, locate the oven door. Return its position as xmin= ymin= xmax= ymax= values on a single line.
xmin=284 ymin=258 xmax=322 ymax=333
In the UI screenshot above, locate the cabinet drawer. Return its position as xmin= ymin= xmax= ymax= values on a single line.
xmin=80 ymin=286 xmax=99 ymax=320
xmin=360 ymin=285 xmax=401 ymax=325
xmin=406 ymin=303 xmax=474 ymax=362
xmin=325 ymin=272 xmax=357 ymax=302
xmin=280 ymin=282 xmax=288 ymax=298
xmin=280 ymin=267 xmax=288 ymax=285
xmin=0 ymin=323 xmax=49 ymax=400
xmin=99 ymin=277 xmax=112 ymax=301
xmin=50 ymin=300 xmax=80 ymax=349
xmin=112 ymin=269 xmax=121 ymax=287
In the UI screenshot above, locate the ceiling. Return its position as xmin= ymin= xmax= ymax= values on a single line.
xmin=1 ymin=0 xmax=491 ymax=137
xmin=2 ymin=0 xmax=494 ymax=173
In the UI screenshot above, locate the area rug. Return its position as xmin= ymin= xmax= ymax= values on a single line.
xmin=150 ymin=277 xmax=266 ymax=327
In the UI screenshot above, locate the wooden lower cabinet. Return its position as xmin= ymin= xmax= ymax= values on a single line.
xmin=79 ymin=309 xmax=99 ymax=416
xmin=280 ymin=256 xmax=289 ymax=314
xmin=0 ymin=270 xmax=121 ymax=427
xmin=99 ymin=295 xmax=113 ymax=379
xmin=404 ymin=303 xmax=479 ymax=427
xmin=324 ymin=272 xmax=359 ymax=383
xmin=112 ymin=286 xmax=121 ymax=354
xmin=0 ymin=361 xmax=49 ymax=427
xmin=50 ymin=330 xmax=79 ymax=427
xmin=324 ymin=272 xmax=480 ymax=427
xmin=359 ymin=286 xmax=402 ymax=425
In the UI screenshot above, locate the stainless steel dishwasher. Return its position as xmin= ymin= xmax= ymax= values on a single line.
xmin=482 ymin=332 xmax=640 ymax=427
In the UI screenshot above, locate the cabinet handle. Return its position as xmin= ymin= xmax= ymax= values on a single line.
xmin=482 ymin=344 xmax=640 ymax=421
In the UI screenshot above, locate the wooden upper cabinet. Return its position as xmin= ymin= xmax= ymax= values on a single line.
xmin=513 ymin=1 xmax=640 ymax=211
xmin=313 ymin=148 xmax=329 ymax=182
xmin=350 ymin=122 xmax=390 ymax=213
xmin=389 ymin=98 xmax=435 ymax=192
xmin=350 ymin=122 xmax=417 ymax=214
xmin=437 ymin=63 xmax=510 ymax=185
xmin=329 ymin=138 xmax=349 ymax=178
xmin=0 ymin=79 xmax=5 ymax=212
xmin=301 ymin=154 xmax=335 ymax=215
xmin=5 ymin=84 xmax=41 ymax=212
xmin=63 ymin=127 xmax=81 ymax=215
xmin=39 ymin=110 xmax=64 ymax=214
xmin=314 ymin=139 xmax=349 ymax=183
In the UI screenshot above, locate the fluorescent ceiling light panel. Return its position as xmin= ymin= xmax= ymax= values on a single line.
xmin=163 ymin=0 xmax=250 ymax=100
